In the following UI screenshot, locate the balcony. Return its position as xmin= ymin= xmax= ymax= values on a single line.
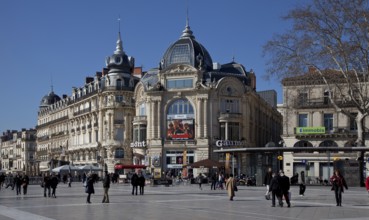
xmin=218 ymin=112 xmax=242 ymax=122
xmin=133 ymin=116 xmax=147 ymax=125
xmin=73 ymin=107 xmax=91 ymax=116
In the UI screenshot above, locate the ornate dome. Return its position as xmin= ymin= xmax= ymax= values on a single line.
xmin=40 ymin=91 xmax=61 ymax=108
xmin=105 ymin=32 xmax=134 ymax=74
xmin=160 ymin=24 xmax=213 ymax=71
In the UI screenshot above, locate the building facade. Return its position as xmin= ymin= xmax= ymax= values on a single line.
xmin=0 ymin=129 xmax=37 ymax=175
xmin=279 ymin=69 xmax=369 ymax=183
xmin=133 ymin=23 xmax=282 ymax=178
xmin=36 ymin=32 xmax=139 ymax=173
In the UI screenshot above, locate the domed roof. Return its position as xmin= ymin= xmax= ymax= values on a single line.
xmin=160 ymin=24 xmax=213 ymax=71
xmin=40 ymin=91 xmax=61 ymax=108
xmin=105 ymin=32 xmax=134 ymax=74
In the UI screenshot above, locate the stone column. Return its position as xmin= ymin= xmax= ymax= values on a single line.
xmin=197 ymin=98 xmax=202 ymax=138
xmin=157 ymin=100 xmax=161 ymax=139
xmin=203 ymin=98 xmax=208 ymax=138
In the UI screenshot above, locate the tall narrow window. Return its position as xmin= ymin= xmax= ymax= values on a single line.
xmin=323 ymin=90 xmax=330 ymax=105
xmin=298 ymin=92 xmax=308 ymax=105
xmin=350 ymin=113 xmax=358 ymax=131
xmin=324 ymin=113 xmax=334 ymax=131
xmin=298 ymin=114 xmax=308 ymax=127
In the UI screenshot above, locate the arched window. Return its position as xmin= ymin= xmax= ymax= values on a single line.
xmin=319 ymin=140 xmax=338 ymax=153
xmin=166 ymin=99 xmax=195 ymax=140
xmin=115 ymin=148 xmax=124 ymax=159
xmin=293 ymin=140 xmax=313 ymax=153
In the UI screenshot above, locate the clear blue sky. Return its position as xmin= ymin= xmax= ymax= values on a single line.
xmin=0 ymin=0 xmax=305 ymax=133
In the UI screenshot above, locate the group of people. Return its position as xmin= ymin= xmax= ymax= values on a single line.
xmin=130 ymin=170 xmax=146 ymax=195
xmin=263 ymin=167 xmax=355 ymax=207
xmin=264 ymin=168 xmax=291 ymax=207
xmin=0 ymin=173 xmax=29 ymax=195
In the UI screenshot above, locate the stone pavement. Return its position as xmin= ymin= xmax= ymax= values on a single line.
xmin=0 ymin=182 xmax=369 ymax=220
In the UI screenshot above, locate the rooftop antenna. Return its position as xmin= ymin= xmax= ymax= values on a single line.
xmin=186 ymin=0 xmax=189 ymax=27
xmin=118 ymin=15 xmax=121 ymax=33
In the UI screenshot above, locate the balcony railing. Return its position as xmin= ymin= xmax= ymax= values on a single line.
xmin=294 ymin=98 xmax=356 ymax=109
xmin=73 ymin=107 xmax=91 ymax=116
xmin=133 ymin=116 xmax=147 ymax=124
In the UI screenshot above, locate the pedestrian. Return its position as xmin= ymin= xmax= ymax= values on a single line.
xmin=217 ymin=172 xmax=224 ymax=190
xmin=14 ymin=174 xmax=22 ymax=196
xmin=197 ymin=173 xmax=204 ymax=190
xmin=50 ymin=173 xmax=58 ymax=198
xmin=264 ymin=167 xmax=273 ymax=200
xmin=299 ymin=170 xmax=306 ymax=196
xmin=138 ymin=171 xmax=145 ymax=195
xmin=365 ymin=174 xmax=369 ymax=196
xmin=102 ymin=171 xmax=110 ymax=203
xmin=44 ymin=173 xmax=52 ymax=197
xmin=225 ymin=174 xmax=236 ymax=201
xmin=210 ymin=172 xmax=217 ymax=190
xmin=85 ymin=173 xmax=95 ymax=204
xmin=68 ymin=173 xmax=72 ymax=187
xmin=5 ymin=173 xmax=14 ymax=190
xmin=269 ymin=172 xmax=283 ymax=207
xmin=22 ymin=174 xmax=29 ymax=195
xmin=82 ymin=172 xmax=87 ymax=185
xmin=330 ymin=169 xmax=348 ymax=206
xmin=0 ymin=173 xmax=5 ymax=190
xmin=279 ymin=170 xmax=291 ymax=208
xmin=131 ymin=171 xmax=139 ymax=195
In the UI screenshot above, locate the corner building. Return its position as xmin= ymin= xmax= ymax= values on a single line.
xmin=133 ymin=24 xmax=282 ymax=177
xmin=36 ymin=32 xmax=139 ymax=173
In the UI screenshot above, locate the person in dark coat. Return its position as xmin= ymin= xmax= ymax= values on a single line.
xmin=264 ymin=167 xmax=273 ymax=199
xmin=279 ymin=170 xmax=291 ymax=207
xmin=131 ymin=172 xmax=139 ymax=195
xmin=43 ymin=173 xmax=51 ymax=197
xmin=210 ymin=172 xmax=217 ymax=190
xmin=330 ymin=169 xmax=348 ymax=206
xmin=102 ymin=171 xmax=110 ymax=203
xmin=50 ymin=173 xmax=59 ymax=198
xmin=269 ymin=172 xmax=283 ymax=207
xmin=22 ymin=174 xmax=29 ymax=195
xmin=85 ymin=174 xmax=95 ymax=203
xmin=138 ymin=171 xmax=146 ymax=195
xmin=14 ymin=174 xmax=22 ymax=195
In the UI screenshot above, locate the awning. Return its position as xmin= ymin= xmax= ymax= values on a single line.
xmin=114 ymin=164 xmax=146 ymax=169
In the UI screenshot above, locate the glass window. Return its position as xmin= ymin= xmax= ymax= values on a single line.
xmin=350 ymin=113 xmax=357 ymax=131
xmin=324 ymin=113 xmax=334 ymax=131
xmin=167 ymin=99 xmax=194 ymax=115
xmin=323 ymin=90 xmax=330 ymax=104
xmin=219 ymin=122 xmax=240 ymax=140
xmin=116 ymin=79 xmax=123 ymax=90
xmin=116 ymin=95 xmax=124 ymax=103
xmin=298 ymin=114 xmax=308 ymax=127
xmin=220 ymin=99 xmax=239 ymax=113
xmin=115 ymin=148 xmax=124 ymax=159
xmin=168 ymin=44 xmax=190 ymax=65
xmin=167 ymin=79 xmax=193 ymax=89
xmin=139 ymin=103 xmax=146 ymax=116
xmin=298 ymin=92 xmax=308 ymax=105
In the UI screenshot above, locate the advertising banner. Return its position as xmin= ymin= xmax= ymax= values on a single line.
xmin=296 ymin=127 xmax=325 ymax=134
xmin=167 ymin=119 xmax=194 ymax=140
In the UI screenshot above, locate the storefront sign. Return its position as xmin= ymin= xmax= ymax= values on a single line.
xmin=130 ymin=141 xmax=147 ymax=148
xmin=296 ymin=127 xmax=325 ymax=134
xmin=216 ymin=140 xmax=247 ymax=147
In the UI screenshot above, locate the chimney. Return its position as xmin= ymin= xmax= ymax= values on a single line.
xmin=133 ymin=67 xmax=143 ymax=78
xmin=308 ymin=66 xmax=317 ymax=73
xmin=85 ymin=77 xmax=94 ymax=84
xmin=249 ymin=70 xmax=256 ymax=91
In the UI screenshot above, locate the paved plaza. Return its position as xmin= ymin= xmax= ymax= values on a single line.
xmin=0 ymin=182 xmax=369 ymax=220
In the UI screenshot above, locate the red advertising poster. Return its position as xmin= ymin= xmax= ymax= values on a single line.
xmin=167 ymin=119 xmax=194 ymax=140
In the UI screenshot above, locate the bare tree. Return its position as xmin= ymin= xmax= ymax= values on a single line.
xmin=263 ymin=0 xmax=369 ymax=185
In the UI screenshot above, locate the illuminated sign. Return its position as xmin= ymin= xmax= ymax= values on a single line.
xmin=296 ymin=127 xmax=325 ymax=134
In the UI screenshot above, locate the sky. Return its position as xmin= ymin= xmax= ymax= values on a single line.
xmin=0 ymin=0 xmax=306 ymax=133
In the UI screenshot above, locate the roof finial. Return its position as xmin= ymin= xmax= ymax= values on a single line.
xmin=50 ymin=74 xmax=54 ymax=93
xmin=115 ymin=16 xmax=124 ymax=54
xmin=181 ymin=0 xmax=194 ymax=39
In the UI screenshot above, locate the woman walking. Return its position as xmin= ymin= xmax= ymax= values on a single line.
xmin=50 ymin=173 xmax=58 ymax=198
xmin=225 ymin=174 xmax=236 ymax=201
xmin=330 ymin=170 xmax=348 ymax=206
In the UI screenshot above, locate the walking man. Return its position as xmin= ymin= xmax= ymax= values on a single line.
xmin=279 ymin=170 xmax=291 ymax=207
xmin=138 ymin=171 xmax=145 ymax=195
xmin=102 ymin=171 xmax=110 ymax=203
xmin=269 ymin=172 xmax=283 ymax=207
xmin=50 ymin=173 xmax=58 ymax=198
xmin=299 ymin=170 xmax=306 ymax=196
xmin=131 ymin=172 xmax=139 ymax=195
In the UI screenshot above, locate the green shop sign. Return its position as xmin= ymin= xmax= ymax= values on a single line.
xmin=296 ymin=127 xmax=326 ymax=134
